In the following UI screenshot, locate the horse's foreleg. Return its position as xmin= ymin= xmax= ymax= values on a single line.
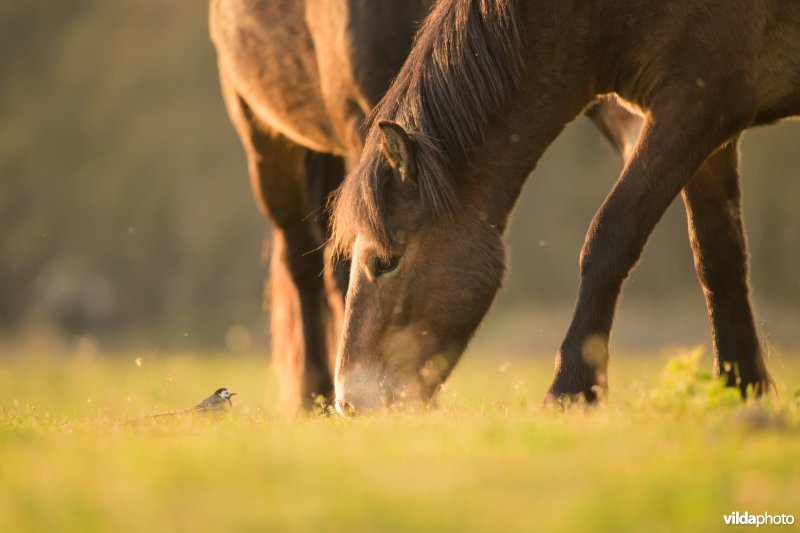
xmin=266 ymin=222 xmax=333 ymax=412
xmin=681 ymin=140 xmax=770 ymax=395
xmin=305 ymin=150 xmax=350 ymax=378
xmin=548 ymin=91 xmax=755 ymax=403
xmin=257 ymin=143 xmax=334 ymax=412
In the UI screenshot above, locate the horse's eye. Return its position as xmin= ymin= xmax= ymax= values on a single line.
xmin=374 ymin=255 xmax=401 ymax=276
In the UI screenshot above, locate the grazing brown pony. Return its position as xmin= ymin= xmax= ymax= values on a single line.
xmin=209 ymin=0 xmax=436 ymax=411
xmin=332 ymin=0 xmax=800 ymax=412
xmin=209 ymin=0 xmax=634 ymax=413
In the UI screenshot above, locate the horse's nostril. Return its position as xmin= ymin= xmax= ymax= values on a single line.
xmin=335 ymin=399 xmax=357 ymax=417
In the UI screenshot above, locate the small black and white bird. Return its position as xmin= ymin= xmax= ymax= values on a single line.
xmin=135 ymin=387 xmax=237 ymax=420
xmin=194 ymin=387 xmax=237 ymax=411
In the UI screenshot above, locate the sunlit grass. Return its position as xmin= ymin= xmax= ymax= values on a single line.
xmin=1 ymin=348 xmax=799 ymax=532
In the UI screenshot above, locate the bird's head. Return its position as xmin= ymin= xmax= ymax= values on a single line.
xmin=214 ymin=388 xmax=236 ymax=399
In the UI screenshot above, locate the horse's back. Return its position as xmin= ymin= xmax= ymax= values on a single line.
xmin=210 ymin=0 xmax=338 ymax=152
xmin=211 ymin=0 xmax=434 ymax=156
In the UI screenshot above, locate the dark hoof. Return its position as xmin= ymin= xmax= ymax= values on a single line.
xmin=544 ymin=375 xmax=604 ymax=408
xmin=544 ymin=388 xmax=598 ymax=409
xmin=738 ymin=378 xmax=773 ymax=399
xmin=720 ymin=363 xmax=772 ymax=399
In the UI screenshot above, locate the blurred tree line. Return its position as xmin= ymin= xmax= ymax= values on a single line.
xmin=1 ymin=1 xmax=798 ymax=350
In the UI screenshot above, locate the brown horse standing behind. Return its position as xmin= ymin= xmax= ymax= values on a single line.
xmin=209 ymin=0 xmax=435 ymax=411
xmin=332 ymin=0 xmax=800 ymax=412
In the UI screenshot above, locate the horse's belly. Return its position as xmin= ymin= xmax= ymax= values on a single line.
xmin=211 ymin=0 xmax=346 ymax=154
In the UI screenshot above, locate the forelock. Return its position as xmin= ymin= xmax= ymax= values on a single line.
xmin=329 ymin=0 xmax=523 ymax=260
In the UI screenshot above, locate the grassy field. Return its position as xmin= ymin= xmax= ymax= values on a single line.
xmin=1 ymin=347 xmax=799 ymax=532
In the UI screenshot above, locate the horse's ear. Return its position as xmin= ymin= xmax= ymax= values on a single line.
xmin=378 ymin=120 xmax=416 ymax=183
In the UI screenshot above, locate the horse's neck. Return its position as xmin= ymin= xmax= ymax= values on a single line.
xmin=756 ymin=1 xmax=800 ymax=121
xmin=459 ymin=93 xmax=586 ymax=234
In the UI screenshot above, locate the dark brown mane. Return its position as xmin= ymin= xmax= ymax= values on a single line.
xmin=331 ymin=0 xmax=524 ymax=256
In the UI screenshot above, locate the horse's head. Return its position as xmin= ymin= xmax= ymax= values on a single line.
xmin=331 ymin=121 xmax=505 ymax=414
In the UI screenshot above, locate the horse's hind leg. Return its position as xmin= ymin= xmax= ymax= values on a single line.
xmin=682 ymin=139 xmax=770 ymax=394
xmin=221 ymin=82 xmax=333 ymax=412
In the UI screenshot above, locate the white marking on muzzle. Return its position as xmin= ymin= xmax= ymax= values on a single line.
xmin=334 ymin=362 xmax=383 ymax=415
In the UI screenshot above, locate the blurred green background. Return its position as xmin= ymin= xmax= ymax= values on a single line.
xmin=2 ymin=0 xmax=799 ymax=354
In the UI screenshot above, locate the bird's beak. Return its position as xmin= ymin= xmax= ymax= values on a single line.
xmin=230 ymin=393 xmax=237 ymax=396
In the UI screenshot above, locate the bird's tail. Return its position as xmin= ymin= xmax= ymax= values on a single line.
xmin=126 ymin=407 xmax=195 ymax=424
